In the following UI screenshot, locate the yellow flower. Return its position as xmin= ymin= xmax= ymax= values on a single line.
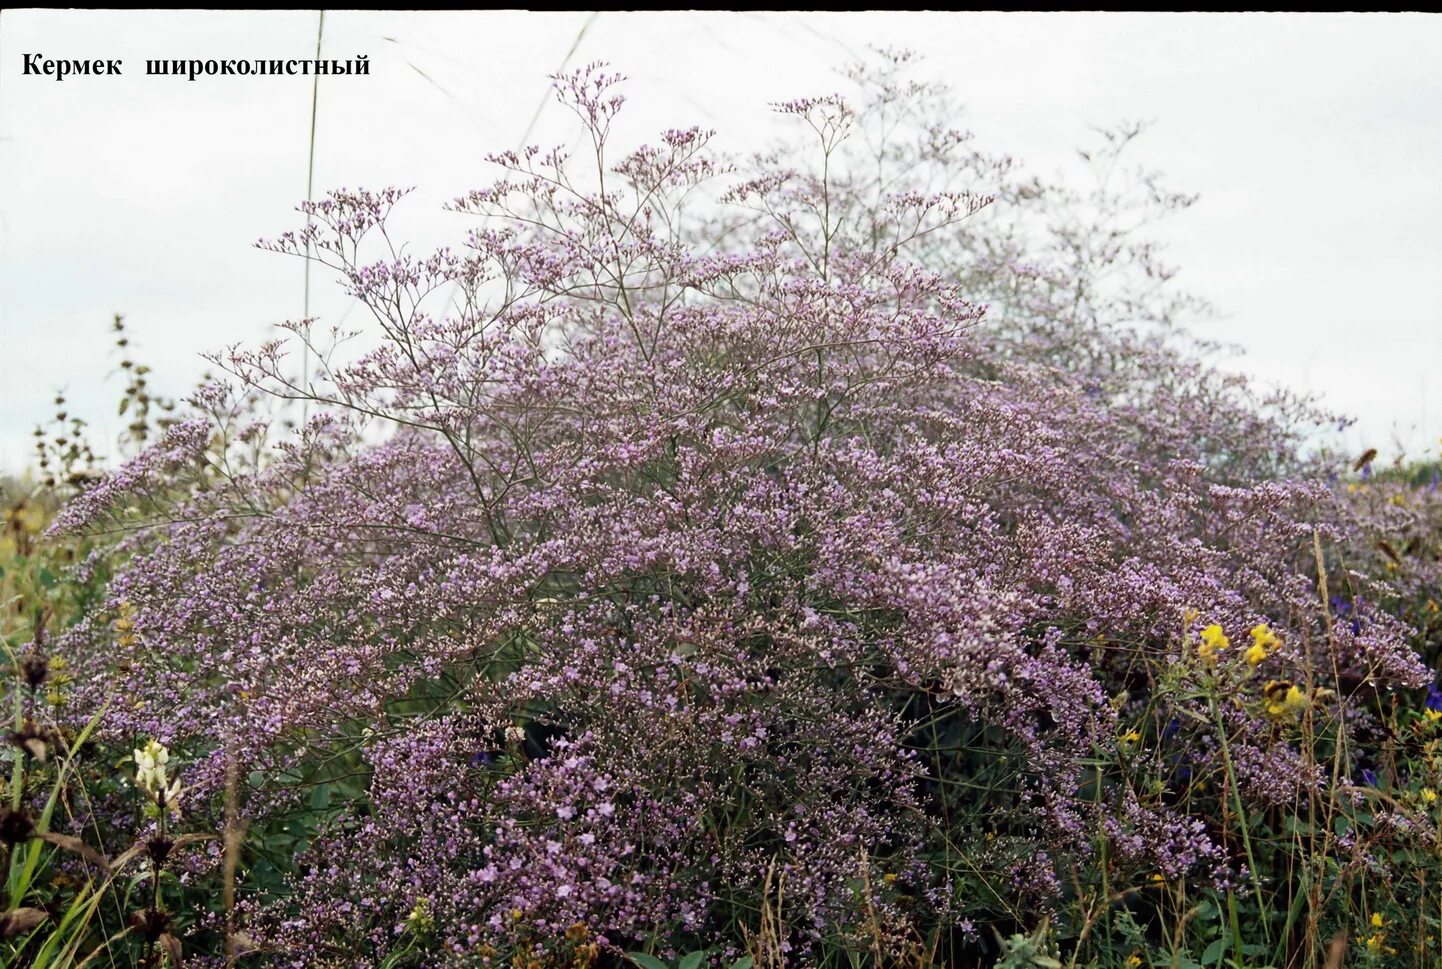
xmin=1422 ymin=788 xmax=1438 ymax=805
xmin=1249 ymin=623 xmax=1279 ymax=651
xmin=1244 ymin=643 xmax=1268 ymax=667
xmin=1263 ymin=681 xmax=1311 ymax=724
xmin=1120 ymin=730 xmax=1143 ymax=747
xmin=1198 ymin=623 xmax=1229 ymax=662
xmin=1125 ymin=955 xmax=1143 ymax=969
xmin=1424 ymin=709 xmax=1442 ymax=725
xmin=1364 ymin=915 xmax=1396 ymax=954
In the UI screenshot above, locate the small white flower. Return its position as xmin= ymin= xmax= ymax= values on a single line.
xmin=133 ymin=739 xmax=181 ymax=810
xmin=137 ymin=764 xmax=166 ymax=793
xmin=133 ymin=739 xmax=169 ymax=776
xmin=163 ymin=778 xmax=184 ymax=815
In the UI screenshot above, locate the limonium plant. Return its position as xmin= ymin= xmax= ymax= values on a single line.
xmin=38 ymin=53 xmax=1437 ymax=968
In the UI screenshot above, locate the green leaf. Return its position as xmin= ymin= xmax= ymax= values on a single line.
xmin=626 ymin=955 xmax=670 ymax=969
xmin=1282 ymin=815 xmax=1315 ymax=836
xmin=1201 ymin=937 xmax=1228 ymax=966
xmin=679 ymin=953 xmax=707 ymax=969
xmin=728 ymin=960 xmax=753 ymax=969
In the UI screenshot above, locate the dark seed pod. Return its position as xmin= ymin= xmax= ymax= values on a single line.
xmin=146 ymin=835 xmax=175 ymax=867
xmin=128 ymin=907 xmax=172 ymax=942
xmin=0 ymin=807 xmax=36 ymax=846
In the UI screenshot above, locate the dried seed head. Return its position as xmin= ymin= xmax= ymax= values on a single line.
xmin=9 ymin=721 xmax=58 ymax=762
xmin=0 ymin=907 xmax=47 ymax=939
xmin=19 ymin=652 xmax=50 ymax=690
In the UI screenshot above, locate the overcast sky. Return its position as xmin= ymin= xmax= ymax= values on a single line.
xmin=2 ymin=11 xmax=1439 ymax=471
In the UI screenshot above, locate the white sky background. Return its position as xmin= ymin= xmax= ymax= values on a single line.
xmin=1 ymin=10 xmax=1439 ymax=471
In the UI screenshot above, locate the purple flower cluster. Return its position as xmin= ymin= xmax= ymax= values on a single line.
xmin=47 ymin=59 xmax=1428 ymax=963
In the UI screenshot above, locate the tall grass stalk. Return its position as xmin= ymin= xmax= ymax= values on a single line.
xmin=301 ymin=10 xmax=325 ymax=424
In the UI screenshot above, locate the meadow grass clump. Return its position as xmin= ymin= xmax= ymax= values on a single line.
xmin=15 ymin=52 xmax=1442 ymax=968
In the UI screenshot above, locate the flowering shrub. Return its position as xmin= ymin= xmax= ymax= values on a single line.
xmin=38 ymin=56 xmax=1437 ymax=967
